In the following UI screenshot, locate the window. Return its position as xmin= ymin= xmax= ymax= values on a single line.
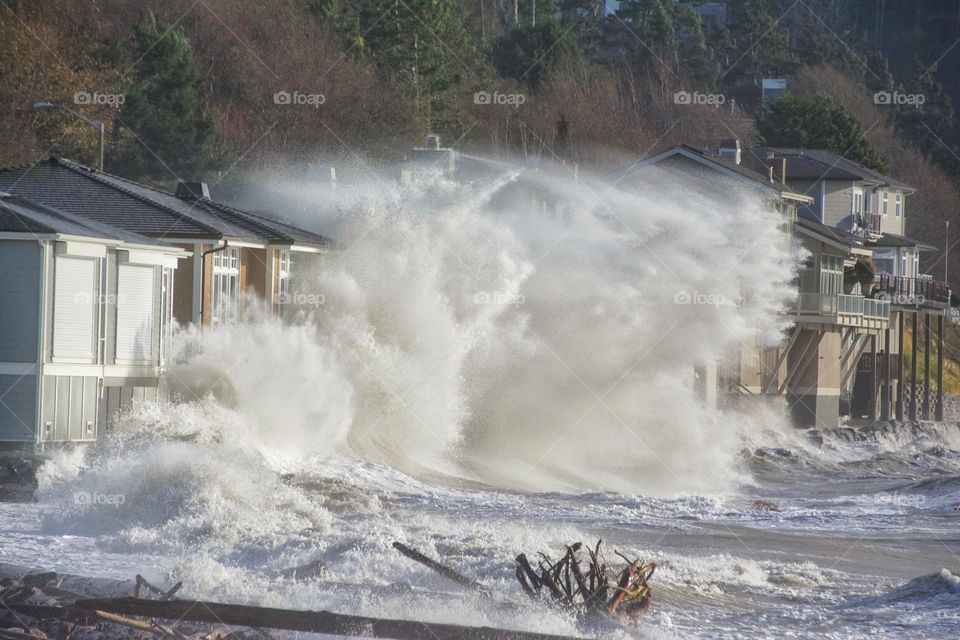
xmin=895 ymin=193 xmax=903 ymax=217
xmin=278 ymin=250 xmax=292 ymax=303
xmin=211 ymin=247 xmax=240 ymax=323
xmin=52 ymin=256 xmax=99 ymax=361
xmin=160 ymin=268 xmax=173 ymax=363
xmin=881 ymin=191 xmax=889 ymax=215
xmin=820 ymin=255 xmax=843 ymax=295
xmin=851 ymin=188 xmax=863 ymax=215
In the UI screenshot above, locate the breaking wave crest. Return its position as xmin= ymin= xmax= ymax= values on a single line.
xmin=159 ymin=166 xmax=797 ymax=495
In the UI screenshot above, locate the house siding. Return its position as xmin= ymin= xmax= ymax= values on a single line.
xmin=822 ymin=181 xmax=854 ymax=230
xmin=0 ymin=241 xmax=41 ymax=362
xmin=0 ymin=374 xmax=37 ymax=442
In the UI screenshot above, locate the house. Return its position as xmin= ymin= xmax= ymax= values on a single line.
xmin=0 ymin=158 xmax=335 ymax=329
xmin=0 ymin=193 xmax=188 ymax=448
xmin=743 ymin=145 xmax=952 ymax=422
xmin=620 ymin=141 xmax=916 ymax=428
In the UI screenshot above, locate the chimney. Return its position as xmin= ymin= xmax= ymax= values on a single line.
xmin=176 ymin=182 xmax=210 ymax=201
xmin=425 ymin=134 xmax=441 ymax=150
xmin=718 ymin=138 xmax=741 ymax=165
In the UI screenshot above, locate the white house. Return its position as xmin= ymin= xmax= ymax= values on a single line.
xmin=0 ymin=193 xmax=188 ymax=447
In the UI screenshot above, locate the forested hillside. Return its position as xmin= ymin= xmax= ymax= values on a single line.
xmin=1 ymin=0 xmax=959 ymax=280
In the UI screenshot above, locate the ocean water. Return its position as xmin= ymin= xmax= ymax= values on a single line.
xmin=1 ymin=165 xmax=957 ymax=638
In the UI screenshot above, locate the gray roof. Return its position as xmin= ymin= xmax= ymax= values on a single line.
xmin=621 ymin=145 xmax=804 ymax=196
xmin=0 ymin=193 xmax=169 ymax=246
xmin=867 ymin=232 xmax=938 ymax=251
xmin=745 ymin=147 xmax=913 ymax=191
xmin=0 ymin=158 xmax=335 ymax=247
xmin=795 ymin=210 xmax=863 ymax=250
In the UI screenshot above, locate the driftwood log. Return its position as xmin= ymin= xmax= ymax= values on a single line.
xmin=392 ymin=542 xmax=491 ymax=596
xmin=72 ymin=597 xmax=582 ymax=640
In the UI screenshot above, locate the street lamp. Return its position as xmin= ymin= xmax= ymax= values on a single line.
xmin=32 ymin=101 xmax=105 ymax=171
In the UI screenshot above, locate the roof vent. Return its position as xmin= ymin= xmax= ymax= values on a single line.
xmin=176 ymin=182 xmax=210 ymax=201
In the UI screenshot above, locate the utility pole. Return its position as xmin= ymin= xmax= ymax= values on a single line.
xmin=946 ymin=220 xmax=950 ymax=284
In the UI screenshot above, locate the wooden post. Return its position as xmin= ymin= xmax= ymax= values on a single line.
xmin=910 ymin=311 xmax=918 ymax=421
xmin=924 ymin=312 xmax=931 ymax=420
xmin=896 ymin=310 xmax=905 ymax=420
xmin=869 ymin=334 xmax=878 ymax=420
xmin=937 ymin=314 xmax=945 ymax=421
xmin=881 ymin=324 xmax=891 ymax=420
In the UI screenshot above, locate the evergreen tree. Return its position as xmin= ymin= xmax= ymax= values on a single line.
xmin=490 ymin=19 xmax=580 ymax=88
xmin=756 ymin=94 xmax=887 ymax=172
xmin=331 ymin=0 xmax=477 ymax=135
xmin=895 ymin=60 xmax=959 ymax=173
xmin=118 ymin=12 xmax=216 ymax=180
xmin=617 ymin=0 xmax=678 ymax=71
xmin=672 ymin=3 xmax=719 ymax=90
xmin=722 ymin=0 xmax=797 ymax=85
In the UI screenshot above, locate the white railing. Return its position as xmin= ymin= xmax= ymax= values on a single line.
xmin=838 ymin=294 xmax=863 ymax=315
xmin=864 ymin=298 xmax=891 ymax=320
xmin=792 ymin=293 xmax=890 ymax=324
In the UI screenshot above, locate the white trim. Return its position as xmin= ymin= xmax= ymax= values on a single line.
xmin=286 ymin=244 xmax=330 ymax=254
xmin=42 ymin=363 xmax=103 ymax=377
xmin=192 ymin=245 xmax=203 ymax=324
xmin=55 ymin=240 xmax=106 ymax=258
xmin=118 ymin=249 xmax=181 ymax=268
xmin=222 ymin=238 xmax=267 ymax=249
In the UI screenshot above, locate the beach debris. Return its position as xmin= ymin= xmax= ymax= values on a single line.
xmin=751 ymin=499 xmax=782 ymax=512
xmin=515 ymin=541 xmax=655 ymax=622
xmin=391 ymin=542 xmax=491 ymax=596
xmin=0 ymin=566 xmax=586 ymax=640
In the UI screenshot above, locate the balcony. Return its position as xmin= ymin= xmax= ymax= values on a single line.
xmin=874 ymin=274 xmax=952 ymax=308
xmin=792 ymin=293 xmax=890 ymax=329
xmin=861 ymin=211 xmax=882 ymax=235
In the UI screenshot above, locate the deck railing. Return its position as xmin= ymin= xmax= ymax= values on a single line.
xmin=874 ymin=273 xmax=951 ymax=305
xmin=792 ymin=292 xmax=889 ymax=323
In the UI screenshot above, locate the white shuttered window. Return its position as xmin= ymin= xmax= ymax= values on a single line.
xmin=53 ymin=256 xmax=98 ymax=361
xmin=116 ymin=264 xmax=156 ymax=361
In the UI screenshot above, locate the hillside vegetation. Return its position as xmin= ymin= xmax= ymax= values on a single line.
xmin=1 ymin=0 xmax=959 ymax=280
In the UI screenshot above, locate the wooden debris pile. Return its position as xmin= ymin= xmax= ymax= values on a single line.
xmin=389 ymin=539 xmax=655 ymax=626
xmin=515 ymin=541 xmax=655 ymax=622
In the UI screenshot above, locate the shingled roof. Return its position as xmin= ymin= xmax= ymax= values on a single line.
xmin=0 ymin=158 xmax=335 ymax=247
xmin=0 ymin=193 xmax=171 ymax=246
xmin=744 ymin=147 xmax=914 ymax=192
